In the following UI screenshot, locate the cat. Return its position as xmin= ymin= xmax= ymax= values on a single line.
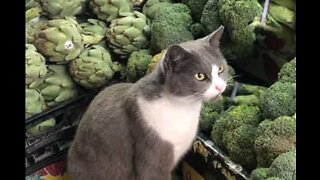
xmin=67 ymin=25 xmax=229 ymax=180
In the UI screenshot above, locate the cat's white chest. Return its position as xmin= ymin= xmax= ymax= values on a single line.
xmin=137 ymin=97 xmax=202 ymax=164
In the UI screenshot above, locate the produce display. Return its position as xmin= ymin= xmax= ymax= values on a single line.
xmin=26 ymin=0 xmax=296 ymax=179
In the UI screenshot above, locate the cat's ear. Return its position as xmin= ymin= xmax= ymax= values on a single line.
xmin=162 ymin=45 xmax=188 ymax=71
xmin=204 ymin=25 xmax=224 ymax=47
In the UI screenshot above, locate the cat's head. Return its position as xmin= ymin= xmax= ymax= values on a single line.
xmin=160 ymin=26 xmax=229 ymax=102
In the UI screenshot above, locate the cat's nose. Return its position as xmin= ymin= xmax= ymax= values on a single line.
xmin=215 ymin=84 xmax=225 ymax=92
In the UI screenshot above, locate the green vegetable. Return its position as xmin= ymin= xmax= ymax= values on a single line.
xmin=232 ymin=94 xmax=261 ymax=106
xmin=126 ymin=49 xmax=153 ymax=82
xmin=261 ymin=81 xmax=296 ymax=119
xmin=106 ymin=11 xmax=151 ymax=57
xmin=254 ymin=116 xmax=296 ymax=167
xmin=278 ymin=58 xmax=296 ymax=83
xmin=26 ymin=44 xmax=48 ymax=89
xmin=200 ymin=0 xmax=221 ymax=34
xmin=80 ymin=19 xmax=108 ymax=45
xmin=267 ymin=150 xmax=296 ymax=180
xmin=33 ymin=17 xmax=84 ymax=63
xmin=268 ymin=2 xmax=296 ymax=30
xmin=190 ymin=23 xmax=206 ymax=39
xmin=250 ymin=168 xmax=269 ymax=180
xmin=90 ymin=0 xmax=132 ymax=22
xmin=142 ymin=0 xmax=173 ymax=20
xmin=183 ymin=0 xmax=208 ymax=22
xmin=40 ymin=0 xmax=87 ymax=19
xmin=150 ymin=4 xmax=194 ymax=53
xmin=69 ymin=45 xmax=114 ymax=89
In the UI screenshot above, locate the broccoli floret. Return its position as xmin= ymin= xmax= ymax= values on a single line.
xmin=222 ymin=125 xmax=257 ymax=170
xmin=190 ymin=23 xmax=206 ymax=39
xmin=200 ymin=0 xmax=221 ymax=34
xmin=267 ymin=150 xmax=296 ymax=180
xmin=278 ymin=58 xmax=296 ymax=83
xmin=261 ymin=81 xmax=296 ymax=119
xmin=250 ymin=168 xmax=269 ymax=180
xmin=150 ymin=4 xmax=194 ymax=53
xmin=126 ymin=49 xmax=153 ymax=82
xmin=254 ymin=116 xmax=296 ymax=167
xmin=211 ymin=105 xmax=261 ymax=149
xmin=232 ymin=94 xmax=261 ymax=106
xmin=223 ymin=105 xmax=262 ymax=131
xmin=182 ymin=0 xmax=208 ymax=22
xmin=142 ymin=0 xmax=173 ymax=20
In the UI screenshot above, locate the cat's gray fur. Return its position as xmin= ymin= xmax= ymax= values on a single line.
xmin=67 ymin=26 xmax=228 ymax=180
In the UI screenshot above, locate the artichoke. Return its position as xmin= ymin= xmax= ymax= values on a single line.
xmin=40 ymin=0 xmax=88 ymax=19
xmin=26 ymin=0 xmax=40 ymax=10
xmin=126 ymin=49 xmax=152 ymax=82
xmin=81 ymin=18 xmax=108 ymax=45
xmin=38 ymin=65 xmax=78 ymax=107
xmin=142 ymin=0 xmax=173 ymax=20
xmin=26 ymin=88 xmax=46 ymax=118
xmin=69 ymin=45 xmax=115 ymax=89
xmin=26 ymin=44 xmax=48 ymax=89
xmin=33 ymin=17 xmax=84 ymax=64
xmin=26 ymin=17 xmax=49 ymax=44
xmin=26 ymin=88 xmax=56 ymax=136
xmin=90 ymin=0 xmax=132 ymax=22
xmin=106 ymin=11 xmax=151 ymax=57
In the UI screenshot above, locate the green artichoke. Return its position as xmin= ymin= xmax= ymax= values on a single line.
xmin=90 ymin=0 xmax=132 ymax=22
xmin=26 ymin=0 xmax=40 ymax=10
xmin=26 ymin=44 xmax=48 ymax=89
xmin=69 ymin=45 xmax=115 ymax=89
xmin=38 ymin=65 xmax=78 ymax=107
xmin=40 ymin=0 xmax=88 ymax=19
xmin=26 ymin=88 xmax=56 ymax=136
xmin=142 ymin=0 xmax=173 ymax=20
xmin=81 ymin=18 xmax=108 ymax=45
xmin=26 ymin=17 xmax=49 ymax=44
xmin=106 ymin=11 xmax=151 ymax=57
xmin=26 ymin=88 xmax=46 ymax=118
xmin=33 ymin=17 xmax=84 ymax=64
xmin=126 ymin=49 xmax=152 ymax=82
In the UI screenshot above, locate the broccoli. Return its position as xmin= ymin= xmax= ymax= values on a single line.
xmin=190 ymin=23 xmax=206 ymax=39
xmin=222 ymin=125 xmax=257 ymax=170
xmin=182 ymin=0 xmax=208 ymax=22
xmin=218 ymin=0 xmax=295 ymax=59
xmin=150 ymin=3 xmax=194 ymax=53
xmin=200 ymin=0 xmax=221 ymax=34
xmin=266 ymin=178 xmax=285 ymax=180
xmin=231 ymin=94 xmax=261 ymax=106
xmin=267 ymin=149 xmax=296 ymax=180
xmin=211 ymin=105 xmax=261 ymax=149
xmin=142 ymin=0 xmax=173 ymax=20
xmin=278 ymin=58 xmax=296 ymax=83
xmin=112 ymin=61 xmax=127 ymax=80
xmin=126 ymin=49 xmax=153 ymax=82
xmin=250 ymin=168 xmax=269 ymax=180
xmin=237 ymin=84 xmax=267 ymax=96
xmin=261 ymin=81 xmax=296 ymax=119
xmin=199 ymin=96 xmax=225 ymax=134
xmin=254 ymin=116 xmax=296 ymax=167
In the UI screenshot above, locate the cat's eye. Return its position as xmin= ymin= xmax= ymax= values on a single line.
xmin=194 ymin=73 xmax=206 ymax=81
xmin=218 ymin=65 xmax=225 ymax=74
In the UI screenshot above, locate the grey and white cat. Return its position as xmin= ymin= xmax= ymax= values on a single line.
xmin=67 ymin=26 xmax=229 ymax=180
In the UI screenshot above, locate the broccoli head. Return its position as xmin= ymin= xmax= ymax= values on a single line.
xmin=200 ymin=0 xmax=222 ymax=34
xmin=218 ymin=0 xmax=262 ymax=30
xmin=190 ymin=23 xmax=206 ymax=39
xmin=232 ymin=94 xmax=261 ymax=106
xmin=142 ymin=0 xmax=173 ymax=20
xmin=250 ymin=168 xmax=269 ymax=180
xmin=223 ymin=105 xmax=262 ymax=130
xmin=222 ymin=125 xmax=257 ymax=170
xmin=211 ymin=105 xmax=261 ymax=149
xmin=126 ymin=49 xmax=153 ymax=82
xmin=278 ymin=57 xmax=296 ymax=83
xmin=150 ymin=3 xmax=194 ymax=53
xmin=182 ymin=0 xmax=209 ymax=22
xmin=267 ymin=149 xmax=296 ymax=180
xmin=261 ymin=81 xmax=296 ymax=119
xmin=254 ymin=116 xmax=296 ymax=167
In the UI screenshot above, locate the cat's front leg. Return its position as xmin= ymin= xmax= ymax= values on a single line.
xmin=133 ymin=138 xmax=175 ymax=180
